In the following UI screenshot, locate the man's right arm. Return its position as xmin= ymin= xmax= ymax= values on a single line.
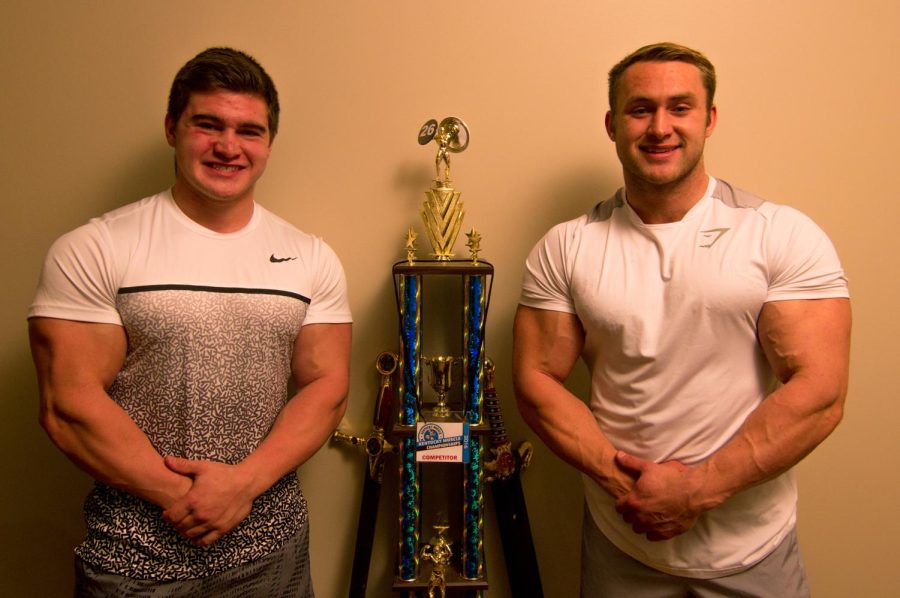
xmin=29 ymin=317 xmax=191 ymax=509
xmin=512 ymin=305 xmax=635 ymax=499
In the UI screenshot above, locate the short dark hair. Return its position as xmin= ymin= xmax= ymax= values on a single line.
xmin=608 ymin=42 xmax=716 ymax=115
xmin=167 ymin=47 xmax=280 ymax=137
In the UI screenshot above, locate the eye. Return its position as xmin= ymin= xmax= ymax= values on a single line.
xmin=194 ymin=121 xmax=222 ymax=132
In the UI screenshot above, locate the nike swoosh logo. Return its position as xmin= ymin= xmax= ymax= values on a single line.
xmin=269 ymin=254 xmax=297 ymax=263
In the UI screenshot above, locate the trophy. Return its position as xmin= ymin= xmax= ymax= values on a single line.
xmin=392 ymin=117 xmax=491 ymax=591
xmin=422 ymin=355 xmax=460 ymax=419
xmin=336 ymin=117 xmax=540 ymax=596
xmin=413 ymin=117 xmax=482 ymax=263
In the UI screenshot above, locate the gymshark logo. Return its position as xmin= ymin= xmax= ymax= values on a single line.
xmin=269 ymin=254 xmax=297 ymax=263
xmin=699 ymin=228 xmax=730 ymax=248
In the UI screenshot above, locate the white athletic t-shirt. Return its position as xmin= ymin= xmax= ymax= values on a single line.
xmin=520 ymin=177 xmax=848 ymax=577
xmin=29 ymin=190 xmax=352 ymax=579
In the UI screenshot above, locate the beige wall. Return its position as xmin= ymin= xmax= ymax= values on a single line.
xmin=2 ymin=1 xmax=897 ymax=596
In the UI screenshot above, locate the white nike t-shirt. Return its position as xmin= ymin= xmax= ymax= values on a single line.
xmin=29 ymin=189 xmax=351 ymax=579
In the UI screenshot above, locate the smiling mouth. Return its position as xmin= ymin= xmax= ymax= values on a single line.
xmin=642 ymin=146 xmax=679 ymax=155
xmin=207 ymin=163 xmax=244 ymax=172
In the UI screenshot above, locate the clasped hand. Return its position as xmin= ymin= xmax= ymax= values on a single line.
xmin=161 ymin=456 xmax=256 ymax=547
xmin=613 ymin=451 xmax=705 ymax=542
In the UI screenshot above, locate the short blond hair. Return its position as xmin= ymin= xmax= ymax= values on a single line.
xmin=608 ymin=42 xmax=716 ymax=114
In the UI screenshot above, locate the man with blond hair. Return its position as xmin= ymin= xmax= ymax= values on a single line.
xmin=514 ymin=42 xmax=850 ymax=596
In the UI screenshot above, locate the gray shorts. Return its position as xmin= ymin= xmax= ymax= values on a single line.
xmin=74 ymin=524 xmax=313 ymax=598
xmin=581 ymin=507 xmax=810 ymax=598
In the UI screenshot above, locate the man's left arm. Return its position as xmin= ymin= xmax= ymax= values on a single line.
xmin=615 ymin=298 xmax=851 ymax=540
xmin=163 ymin=322 xmax=351 ymax=546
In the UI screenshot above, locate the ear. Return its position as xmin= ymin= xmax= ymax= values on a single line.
xmin=605 ymin=110 xmax=616 ymax=141
xmin=164 ymin=115 xmax=177 ymax=148
xmin=705 ymin=104 xmax=718 ymax=138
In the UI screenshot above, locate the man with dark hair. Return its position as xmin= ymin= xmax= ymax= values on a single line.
xmin=28 ymin=47 xmax=350 ymax=596
xmin=167 ymin=47 xmax=281 ymax=137
xmin=514 ymin=42 xmax=850 ymax=596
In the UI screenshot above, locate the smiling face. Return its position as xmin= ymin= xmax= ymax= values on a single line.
xmin=605 ymin=60 xmax=717 ymax=202
xmin=165 ymin=90 xmax=272 ymax=217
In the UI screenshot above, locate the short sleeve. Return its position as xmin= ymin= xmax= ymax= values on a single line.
xmin=765 ymin=205 xmax=849 ymax=302
xmin=519 ymin=221 xmax=578 ymax=314
xmin=28 ymin=222 xmax=123 ymax=325
xmin=302 ymin=238 xmax=352 ymax=325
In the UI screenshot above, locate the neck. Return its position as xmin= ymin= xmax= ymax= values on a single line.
xmin=170 ymin=184 xmax=255 ymax=233
xmin=624 ymin=169 xmax=710 ymax=224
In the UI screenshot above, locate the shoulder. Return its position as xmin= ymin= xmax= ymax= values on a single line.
xmin=57 ymin=193 xmax=173 ymax=257
xmin=38 ymin=191 xmax=171 ymax=288
xmin=254 ymin=205 xmax=346 ymax=276
xmin=255 ymin=204 xmax=328 ymax=247
xmin=90 ymin=192 xmax=170 ymax=230
xmin=711 ymin=179 xmax=767 ymax=210
xmin=28 ymin=194 xmax=169 ymax=324
xmin=588 ymin=188 xmax=627 ymax=223
xmin=540 ymin=189 xmax=625 ymax=244
xmin=711 ymin=179 xmax=826 ymax=232
xmin=710 ymin=180 xmax=847 ymax=296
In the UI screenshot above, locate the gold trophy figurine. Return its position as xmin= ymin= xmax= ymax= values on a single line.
xmin=421 ymin=524 xmax=453 ymax=598
xmin=417 ymin=117 xmax=470 ymax=260
xmin=434 ymin=122 xmax=459 ymax=182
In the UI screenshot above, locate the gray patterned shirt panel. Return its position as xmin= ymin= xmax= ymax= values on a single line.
xmin=76 ymin=288 xmax=308 ymax=580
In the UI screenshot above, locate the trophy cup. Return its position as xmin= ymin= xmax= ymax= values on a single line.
xmin=392 ymin=117 xmax=491 ymax=592
xmin=421 ymin=355 xmax=460 ymax=419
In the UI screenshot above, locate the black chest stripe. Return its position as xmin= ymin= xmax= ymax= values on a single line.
xmin=118 ymin=284 xmax=311 ymax=304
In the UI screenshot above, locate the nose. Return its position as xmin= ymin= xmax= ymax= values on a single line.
xmin=214 ymin=130 xmax=240 ymax=159
xmin=647 ymin=110 xmax=671 ymax=139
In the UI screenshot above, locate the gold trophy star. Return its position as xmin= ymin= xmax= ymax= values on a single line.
xmin=466 ymin=228 xmax=482 ymax=263
xmin=405 ymin=227 xmax=418 ymax=264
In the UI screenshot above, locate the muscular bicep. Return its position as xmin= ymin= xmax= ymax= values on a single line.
xmin=29 ymin=317 xmax=127 ymax=400
xmin=512 ymin=305 xmax=584 ymax=384
xmin=757 ymin=298 xmax=851 ymax=398
xmin=291 ymin=322 xmax=352 ymax=391
xmin=28 ymin=317 xmax=195 ymax=507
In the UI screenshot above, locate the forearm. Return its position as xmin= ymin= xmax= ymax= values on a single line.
xmin=515 ymin=370 xmax=631 ymax=498
xmin=238 ymin=376 xmax=349 ymax=498
xmin=160 ymin=379 xmax=347 ymax=547
xmin=691 ymin=298 xmax=850 ymax=509
xmin=692 ymin=375 xmax=845 ymax=509
xmin=613 ymin=299 xmax=850 ymax=541
xmin=513 ymin=305 xmax=635 ymax=498
xmin=612 ymin=379 xmax=845 ymax=541
xmin=41 ymin=387 xmax=190 ymax=508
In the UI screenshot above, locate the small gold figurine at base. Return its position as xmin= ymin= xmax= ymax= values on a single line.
xmin=421 ymin=524 xmax=453 ymax=598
